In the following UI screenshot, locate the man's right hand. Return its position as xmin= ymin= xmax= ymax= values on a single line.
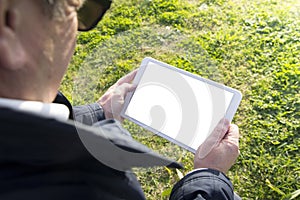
xmin=194 ymin=118 xmax=240 ymax=174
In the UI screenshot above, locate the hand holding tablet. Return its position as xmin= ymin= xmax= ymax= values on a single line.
xmin=121 ymin=57 xmax=242 ymax=153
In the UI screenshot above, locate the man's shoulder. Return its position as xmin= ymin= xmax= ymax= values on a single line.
xmin=0 ymin=108 xmax=146 ymax=200
xmin=0 ymin=107 xmax=88 ymax=163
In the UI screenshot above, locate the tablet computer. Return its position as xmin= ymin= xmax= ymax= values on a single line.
xmin=121 ymin=57 xmax=242 ymax=153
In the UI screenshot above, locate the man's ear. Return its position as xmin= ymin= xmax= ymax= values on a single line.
xmin=0 ymin=0 xmax=26 ymax=70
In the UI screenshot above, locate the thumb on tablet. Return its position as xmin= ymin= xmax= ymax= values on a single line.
xmin=194 ymin=118 xmax=240 ymax=173
xmin=197 ymin=118 xmax=230 ymax=159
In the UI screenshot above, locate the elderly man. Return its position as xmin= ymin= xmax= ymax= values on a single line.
xmin=0 ymin=0 xmax=240 ymax=199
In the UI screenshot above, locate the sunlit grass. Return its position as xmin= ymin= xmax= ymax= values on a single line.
xmin=61 ymin=0 xmax=300 ymax=199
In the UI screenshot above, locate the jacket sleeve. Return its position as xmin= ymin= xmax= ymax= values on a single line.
xmin=73 ymin=103 xmax=106 ymax=125
xmin=169 ymin=169 xmax=235 ymax=200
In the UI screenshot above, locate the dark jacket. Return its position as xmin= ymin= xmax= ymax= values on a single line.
xmin=0 ymin=93 xmax=236 ymax=200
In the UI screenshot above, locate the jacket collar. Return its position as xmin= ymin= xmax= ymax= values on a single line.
xmin=0 ymin=97 xmax=69 ymax=121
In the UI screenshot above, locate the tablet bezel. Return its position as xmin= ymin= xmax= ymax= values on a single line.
xmin=121 ymin=57 xmax=242 ymax=153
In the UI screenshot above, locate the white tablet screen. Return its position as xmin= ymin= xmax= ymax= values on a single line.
xmin=124 ymin=60 xmax=240 ymax=152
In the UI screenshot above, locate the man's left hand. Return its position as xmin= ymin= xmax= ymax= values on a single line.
xmin=97 ymin=69 xmax=137 ymax=122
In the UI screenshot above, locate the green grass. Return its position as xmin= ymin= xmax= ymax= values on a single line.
xmin=60 ymin=0 xmax=300 ymax=199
